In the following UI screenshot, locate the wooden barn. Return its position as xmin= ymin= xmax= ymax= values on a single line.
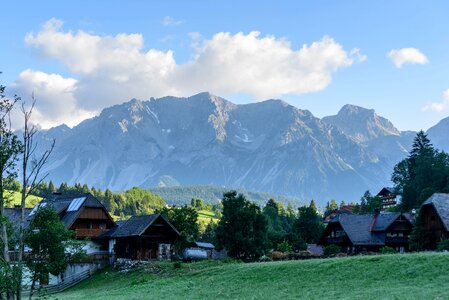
xmin=102 ymin=214 xmax=179 ymax=260
xmin=420 ymin=193 xmax=449 ymax=248
xmin=319 ymin=211 xmax=414 ymax=253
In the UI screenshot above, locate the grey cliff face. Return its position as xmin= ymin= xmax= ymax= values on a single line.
xmin=33 ymin=93 xmax=448 ymax=205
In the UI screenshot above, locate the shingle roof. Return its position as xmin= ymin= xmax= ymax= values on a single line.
xmin=32 ymin=193 xmax=112 ymax=229
xmin=337 ymin=214 xmax=385 ymax=246
xmin=422 ymin=193 xmax=449 ymax=231
xmin=4 ymin=208 xmax=33 ymax=230
xmin=371 ymin=213 xmax=402 ymax=231
xmin=109 ymin=214 xmax=180 ymax=238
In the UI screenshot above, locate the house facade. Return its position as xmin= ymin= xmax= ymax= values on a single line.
xmin=319 ymin=211 xmax=414 ymax=253
xmin=30 ymin=193 xmax=117 ymax=253
xmin=420 ymin=193 xmax=449 ymax=249
xmin=100 ymin=214 xmax=180 ymax=260
xmin=376 ymin=187 xmax=398 ymax=211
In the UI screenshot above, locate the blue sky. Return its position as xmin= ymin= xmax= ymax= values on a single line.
xmin=2 ymin=0 xmax=449 ymax=130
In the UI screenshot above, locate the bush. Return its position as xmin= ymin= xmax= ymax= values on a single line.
xmin=437 ymin=239 xmax=449 ymax=251
xmin=380 ymin=246 xmax=396 ymax=254
xmin=173 ymin=262 xmax=182 ymax=269
xmin=276 ymin=240 xmax=292 ymax=252
xmin=323 ymin=245 xmax=341 ymax=256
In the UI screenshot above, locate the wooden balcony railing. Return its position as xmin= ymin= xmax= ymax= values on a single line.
xmin=75 ymin=228 xmax=108 ymax=238
xmin=326 ymin=236 xmax=345 ymax=244
xmin=385 ymin=236 xmax=408 ymax=244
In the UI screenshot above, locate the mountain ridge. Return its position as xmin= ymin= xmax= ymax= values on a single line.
xmin=32 ymin=92 xmax=449 ymax=205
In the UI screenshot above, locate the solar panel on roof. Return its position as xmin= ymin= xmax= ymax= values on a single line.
xmin=29 ymin=202 xmax=47 ymax=216
xmin=67 ymin=197 xmax=86 ymax=212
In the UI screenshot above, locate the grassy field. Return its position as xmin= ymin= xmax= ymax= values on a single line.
xmin=58 ymin=252 xmax=449 ymax=299
xmin=3 ymin=190 xmax=42 ymax=208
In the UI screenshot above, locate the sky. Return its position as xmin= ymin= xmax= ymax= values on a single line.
xmin=1 ymin=0 xmax=449 ymax=130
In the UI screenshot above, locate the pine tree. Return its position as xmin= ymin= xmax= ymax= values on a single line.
xmin=309 ymin=199 xmax=317 ymax=212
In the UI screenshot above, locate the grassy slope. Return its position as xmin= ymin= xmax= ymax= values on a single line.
xmin=58 ymin=252 xmax=449 ymax=299
xmin=3 ymin=190 xmax=42 ymax=208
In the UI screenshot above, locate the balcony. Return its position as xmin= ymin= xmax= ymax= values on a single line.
xmin=385 ymin=236 xmax=408 ymax=244
xmin=326 ymin=236 xmax=344 ymax=244
xmin=75 ymin=228 xmax=108 ymax=238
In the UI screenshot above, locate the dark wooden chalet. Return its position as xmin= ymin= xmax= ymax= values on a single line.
xmin=101 ymin=214 xmax=179 ymax=260
xmin=319 ymin=212 xmax=414 ymax=253
xmin=420 ymin=193 xmax=449 ymax=248
xmin=30 ymin=193 xmax=116 ymax=243
xmin=376 ymin=187 xmax=398 ymax=211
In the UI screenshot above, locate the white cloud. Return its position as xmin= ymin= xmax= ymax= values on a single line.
xmin=162 ymin=16 xmax=182 ymax=26
xmin=10 ymin=69 xmax=97 ymax=128
xmin=19 ymin=18 xmax=365 ymax=128
xmin=387 ymin=48 xmax=428 ymax=68
xmin=423 ymin=89 xmax=449 ymax=112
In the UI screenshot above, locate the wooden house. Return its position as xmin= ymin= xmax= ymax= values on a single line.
xmin=376 ymin=187 xmax=398 ymax=211
xmin=420 ymin=193 xmax=449 ymax=248
xmin=319 ymin=211 xmax=414 ymax=253
xmin=101 ymin=214 xmax=179 ymax=260
xmin=29 ymin=193 xmax=116 ymax=253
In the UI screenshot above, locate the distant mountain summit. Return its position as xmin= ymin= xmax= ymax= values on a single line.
xmin=323 ymin=104 xmax=400 ymax=142
xmin=32 ymin=93 xmax=448 ymax=205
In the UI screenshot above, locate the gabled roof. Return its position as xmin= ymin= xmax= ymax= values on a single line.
xmin=335 ymin=214 xmax=385 ymax=246
xmin=376 ymin=187 xmax=395 ymax=197
xmin=109 ymin=213 xmax=180 ymax=238
xmin=31 ymin=193 xmax=114 ymax=229
xmin=422 ymin=193 xmax=449 ymax=231
xmin=371 ymin=212 xmax=402 ymax=231
xmin=4 ymin=208 xmax=33 ymax=231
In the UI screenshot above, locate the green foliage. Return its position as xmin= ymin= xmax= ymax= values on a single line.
xmin=353 ymin=190 xmax=382 ymax=214
xmin=173 ymin=262 xmax=182 ymax=269
xmin=215 ymin=191 xmax=269 ymax=261
xmin=323 ymin=244 xmax=341 ymax=256
xmin=409 ymin=211 xmax=432 ymax=251
xmin=158 ymin=206 xmax=199 ymax=251
xmin=380 ymin=246 xmax=396 ymax=254
xmin=149 ymin=185 xmax=300 ymax=207
xmin=25 ymin=206 xmax=75 ymax=294
xmin=276 ymin=240 xmax=292 ymax=252
xmin=200 ymin=219 xmax=217 ymax=243
xmin=392 ymin=131 xmax=449 ymax=211
xmin=437 ymin=239 xmax=449 ymax=252
xmin=293 ymin=206 xmax=324 ymax=244
xmin=329 ymin=199 xmax=338 ymax=211
xmin=309 ymin=199 xmax=317 ymax=212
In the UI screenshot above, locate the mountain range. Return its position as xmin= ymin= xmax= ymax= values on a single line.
xmin=33 ymin=92 xmax=449 ymax=206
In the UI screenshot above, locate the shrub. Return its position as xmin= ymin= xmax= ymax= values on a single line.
xmin=323 ymin=245 xmax=341 ymax=256
xmin=276 ymin=240 xmax=292 ymax=252
xmin=380 ymin=246 xmax=396 ymax=254
xmin=437 ymin=239 xmax=449 ymax=251
xmin=173 ymin=262 xmax=182 ymax=269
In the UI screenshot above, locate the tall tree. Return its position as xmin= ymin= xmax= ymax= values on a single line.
xmin=0 ymin=79 xmax=22 ymax=300
xmin=158 ymin=206 xmax=199 ymax=251
xmin=293 ymin=205 xmax=324 ymax=244
xmin=16 ymin=98 xmax=55 ymax=299
xmin=392 ymin=131 xmax=449 ymax=211
xmin=215 ymin=191 xmax=268 ymax=260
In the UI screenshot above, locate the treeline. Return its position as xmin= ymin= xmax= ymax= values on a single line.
xmin=8 ymin=181 xmax=167 ymax=217
xmin=149 ymin=185 xmax=301 ymax=207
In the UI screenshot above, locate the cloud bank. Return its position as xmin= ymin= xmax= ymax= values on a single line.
xmin=14 ymin=18 xmax=365 ymax=128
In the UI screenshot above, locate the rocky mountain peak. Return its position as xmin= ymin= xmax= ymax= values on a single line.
xmin=323 ymin=104 xmax=400 ymax=143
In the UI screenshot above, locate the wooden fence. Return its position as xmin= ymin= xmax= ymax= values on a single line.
xmin=22 ymin=268 xmax=93 ymax=297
